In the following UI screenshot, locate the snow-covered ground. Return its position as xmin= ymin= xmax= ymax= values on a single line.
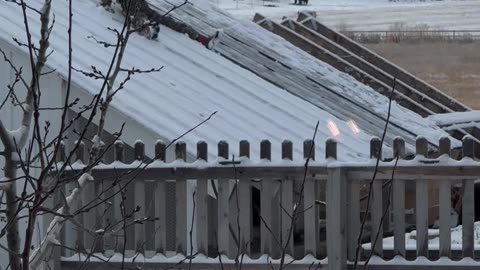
xmin=364 ymin=222 xmax=480 ymax=251
xmin=216 ymin=0 xmax=480 ymax=31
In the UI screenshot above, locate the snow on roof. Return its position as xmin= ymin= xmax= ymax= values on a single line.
xmin=428 ymin=111 xmax=480 ymax=127
xmin=0 ymin=0 xmax=383 ymax=161
xmin=0 ymin=0 xmax=456 ymax=161
xmin=145 ymin=0 xmax=456 ymax=147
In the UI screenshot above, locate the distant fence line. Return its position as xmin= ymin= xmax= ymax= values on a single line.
xmin=340 ymin=30 xmax=480 ymax=43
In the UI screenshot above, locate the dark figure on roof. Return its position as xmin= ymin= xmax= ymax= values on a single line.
xmin=101 ymin=0 xmax=161 ymax=39
xmin=100 ymin=0 xmax=218 ymax=46
xmin=293 ymin=0 xmax=308 ymax=5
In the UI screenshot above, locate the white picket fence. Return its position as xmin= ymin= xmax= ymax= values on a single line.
xmin=53 ymin=136 xmax=480 ymax=269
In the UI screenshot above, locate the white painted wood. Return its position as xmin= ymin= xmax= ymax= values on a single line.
xmin=347 ymin=179 xmax=360 ymax=261
xmin=304 ymin=178 xmax=317 ymax=255
xmin=113 ymin=183 xmax=124 ymax=252
xmin=154 ymin=180 xmax=167 ymax=253
xmin=462 ymin=179 xmax=475 ymax=258
xmin=176 ymin=178 xmax=187 ymax=254
xmin=393 ymin=179 xmax=406 ymax=257
xmin=270 ymin=180 xmax=281 ymax=259
xmin=261 ymin=180 xmax=273 ymax=255
xmin=196 ymin=178 xmax=209 ymax=255
xmin=217 ymin=179 xmax=230 ymax=257
xmin=439 ymin=179 xmax=451 ymax=257
xmin=371 ymin=178 xmax=383 ymax=256
xmin=238 ymin=178 xmax=251 ymax=255
xmin=281 ymin=178 xmax=294 ymax=255
xmin=134 ymin=180 xmax=146 ymax=252
xmin=326 ymin=168 xmax=347 ymax=270
xmin=82 ymin=180 xmax=96 ymax=251
xmin=416 ymin=179 xmax=429 ymax=257
xmin=94 ymin=180 xmax=105 ymax=252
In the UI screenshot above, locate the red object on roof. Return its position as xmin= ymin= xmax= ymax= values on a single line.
xmin=196 ymin=35 xmax=210 ymax=47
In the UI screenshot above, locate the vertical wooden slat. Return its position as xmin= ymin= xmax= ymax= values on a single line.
xmin=218 ymin=140 xmax=229 ymax=160
xmin=439 ymin=179 xmax=451 ymax=257
xmin=114 ymin=140 xmax=125 ymax=161
xmin=154 ymin=180 xmax=166 ymax=253
xmin=439 ymin=137 xmax=451 ymax=258
xmin=281 ymin=140 xmax=293 ymax=255
xmin=196 ymin=178 xmax=209 ymax=255
xmin=462 ymin=179 xmax=475 ymax=258
xmin=260 ymin=140 xmax=271 ymax=161
xmin=176 ymin=178 xmax=187 ymax=254
xmin=94 ymin=180 xmax=105 ymax=253
xmin=326 ymin=165 xmax=347 ymax=270
xmin=260 ymin=140 xmax=274 ymax=255
xmin=175 ymin=142 xmax=187 ymax=254
xmin=415 ymin=136 xmax=429 ymax=257
xmin=347 ymin=178 xmax=360 ymax=261
xmin=81 ymin=146 xmax=95 ymax=253
xmin=217 ymin=180 xmax=230 ymax=257
xmin=370 ymin=137 xmax=383 ymax=256
xmin=260 ymin=180 xmax=273 ymax=255
xmin=371 ymin=136 xmax=391 ymax=234
xmin=281 ymin=178 xmax=294 ymax=255
xmin=239 ymin=140 xmax=250 ymax=158
xmin=462 ymin=136 xmax=475 ymax=258
xmin=439 ymin=137 xmax=451 ymax=157
xmin=393 ymin=137 xmax=406 ymax=257
xmin=217 ymin=141 xmax=230 ymax=257
xmin=304 ymin=140 xmax=317 ymax=256
xmin=134 ymin=179 xmax=146 ymax=253
xmin=135 ymin=141 xmax=146 ymax=161
xmin=56 ymin=141 xmax=66 ymax=163
xmin=239 ymin=140 xmax=251 ymax=255
xmin=326 ymin=140 xmax=347 ymax=269
xmin=197 ymin=141 xmax=208 ymax=161
xmin=325 ymin=138 xmax=337 ymax=160
xmin=196 ymin=141 xmax=208 ymax=255
xmin=131 ymin=141 xmax=146 ymax=252
xmin=113 ymin=181 xmax=124 ymax=252
xmin=282 ymin=140 xmax=293 ymax=160
xmin=75 ymin=141 xmax=85 ymax=163
xmin=371 ymin=177 xmax=383 ymax=256
xmin=238 ymin=176 xmax=251 ymax=255
xmin=155 ymin=140 xmax=166 ymax=161
xmin=154 ymin=140 xmax=166 ymax=253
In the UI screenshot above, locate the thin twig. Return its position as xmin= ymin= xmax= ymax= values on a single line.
xmin=353 ymin=78 xmax=397 ymax=270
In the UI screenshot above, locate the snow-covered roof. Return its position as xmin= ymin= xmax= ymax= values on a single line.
xmin=0 ymin=0 xmax=454 ymax=161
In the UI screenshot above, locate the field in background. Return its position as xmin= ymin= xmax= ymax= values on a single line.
xmin=366 ymin=41 xmax=480 ymax=110
xmin=221 ymin=0 xmax=480 ymax=32
xmin=217 ymin=0 xmax=480 ymax=110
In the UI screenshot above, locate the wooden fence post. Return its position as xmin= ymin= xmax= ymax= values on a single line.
xmin=415 ymin=136 xmax=429 ymax=257
xmin=303 ymin=139 xmax=317 ymax=256
xmin=175 ymin=141 xmax=187 ymax=254
xmin=462 ymin=136 xmax=475 ymax=258
xmin=370 ymin=137 xmax=383 ymax=257
xmin=217 ymin=141 xmax=231 ymax=257
xmin=326 ymin=139 xmax=347 ymax=269
xmin=238 ymin=140 xmax=251 ymax=255
xmin=154 ymin=141 xmax=167 ymax=254
xmin=393 ymin=137 xmax=406 ymax=257
xmin=281 ymin=140 xmax=294 ymax=255
xmin=438 ymin=137 xmax=451 ymax=258
xmin=196 ymin=141 xmax=208 ymax=255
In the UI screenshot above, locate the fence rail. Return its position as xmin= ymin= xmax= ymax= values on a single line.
xmin=341 ymin=30 xmax=480 ymax=43
xmin=52 ymin=136 xmax=480 ymax=269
